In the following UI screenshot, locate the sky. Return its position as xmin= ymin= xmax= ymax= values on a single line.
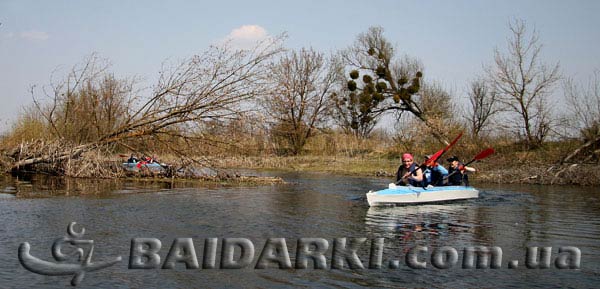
xmin=1 ymin=0 xmax=599 ymax=132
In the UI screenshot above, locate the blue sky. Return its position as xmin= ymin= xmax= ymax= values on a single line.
xmin=1 ymin=0 xmax=599 ymax=132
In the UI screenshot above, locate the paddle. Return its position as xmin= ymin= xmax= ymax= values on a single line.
xmin=462 ymin=147 xmax=495 ymax=167
xmin=444 ymin=148 xmax=495 ymax=179
xmin=425 ymin=132 xmax=464 ymax=167
xmin=136 ymin=156 xmax=168 ymax=170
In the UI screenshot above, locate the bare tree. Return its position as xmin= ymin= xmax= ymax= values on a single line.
xmin=486 ymin=19 xmax=560 ymax=148
xmin=416 ymin=81 xmax=461 ymax=136
xmin=32 ymin=54 xmax=134 ymax=144
xmin=560 ymin=70 xmax=600 ymax=164
xmin=262 ymin=48 xmax=336 ymax=155
xmin=466 ymin=78 xmax=501 ymax=137
xmin=330 ymin=55 xmax=385 ymax=138
xmin=8 ymin=36 xmax=285 ymax=171
xmin=333 ymin=26 xmax=451 ymax=144
xmin=564 ymin=70 xmax=600 ymax=140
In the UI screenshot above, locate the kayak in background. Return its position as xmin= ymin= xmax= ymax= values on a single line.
xmin=122 ymin=162 xmax=166 ymax=173
xmin=366 ymin=183 xmax=478 ymax=206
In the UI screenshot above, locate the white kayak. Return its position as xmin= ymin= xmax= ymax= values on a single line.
xmin=366 ymin=183 xmax=479 ymax=206
xmin=122 ymin=162 xmax=166 ymax=172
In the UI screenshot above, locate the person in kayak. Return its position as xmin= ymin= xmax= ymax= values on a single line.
xmin=127 ymin=154 xmax=138 ymax=163
xmin=395 ymin=153 xmax=423 ymax=186
xmin=423 ymin=155 xmax=449 ymax=186
xmin=142 ymin=155 xmax=154 ymax=164
xmin=446 ymin=156 xmax=476 ymax=186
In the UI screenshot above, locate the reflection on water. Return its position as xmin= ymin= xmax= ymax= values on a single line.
xmin=365 ymin=203 xmax=482 ymax=241
xmin=1 ymin=173 xmax=230 ymax=198
xmin=0 ymin=173 xmax=599 ymax=288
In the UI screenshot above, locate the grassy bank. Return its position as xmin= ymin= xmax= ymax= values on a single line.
xmin=215 ymin=151 xmax=600 ymax=186
xmin=215 ymin=155 xmax=398 ymax=176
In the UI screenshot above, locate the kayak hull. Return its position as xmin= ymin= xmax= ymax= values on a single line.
xmin=122 ymin=162 xmax=165 ymax=172
xmin=366 ymin=185 xmax=478 ymax=206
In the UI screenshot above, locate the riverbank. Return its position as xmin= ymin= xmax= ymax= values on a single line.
xmin=215 ymin=155 xmax=600 ymax=186
xmin=2 ymin=137 xmax=598 ymax=186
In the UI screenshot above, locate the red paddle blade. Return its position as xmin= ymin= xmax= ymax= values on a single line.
xmin=426 ymin=148 xmax=444 ymax=166
xmin=428 ymin=132 xmax=463 ymax=165
xmin=463 ymin=148 xmax=495 ymax=166
xmin=474 ymin=148 xmax=495 ymax=161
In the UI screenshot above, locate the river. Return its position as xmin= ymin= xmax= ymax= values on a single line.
xmin=0 ymin=172 xmax=599 ymax=288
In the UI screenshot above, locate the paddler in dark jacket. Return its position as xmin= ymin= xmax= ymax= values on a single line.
xmin=395 ymin=153 xmax=423 ymax=186
xmin=127 ymin=154 xmax=138 ymax=163
xmin=446 ymin=156 xmax=476 ymax=186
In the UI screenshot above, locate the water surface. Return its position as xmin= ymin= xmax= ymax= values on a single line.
xmin=0 ymin=172 xmax=598 ymax=288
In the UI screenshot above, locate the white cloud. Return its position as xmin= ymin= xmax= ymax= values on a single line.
xmin=219 ymin=25 xmax=269 ymax=50
xmin=20 ymin=30 xmax=50 ymax=41
xmin=228 ymin=25 xmax=267 ymax=40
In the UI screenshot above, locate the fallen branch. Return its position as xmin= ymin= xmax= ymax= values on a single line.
xmin=561 ymin=135 xmax=600 ymax=164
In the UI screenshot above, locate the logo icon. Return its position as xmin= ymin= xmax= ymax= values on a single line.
xmin=18 ymin=222 xmax=122 ymax=286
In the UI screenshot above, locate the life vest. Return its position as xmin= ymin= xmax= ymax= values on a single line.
xmin=447 ymin=162 xmax=469 ymax=186
xmin=396 ymin=163 xmax=422 ymax=186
